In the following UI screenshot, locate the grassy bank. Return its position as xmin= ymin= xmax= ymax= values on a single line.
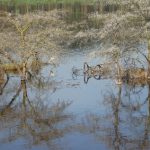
xmin=0 ymin=0 xmax=122 ymax=5
xmin=0 ymin=0 xmax=93 ymax=5
xmin=0 ymin=0 xmax=125 ymax=17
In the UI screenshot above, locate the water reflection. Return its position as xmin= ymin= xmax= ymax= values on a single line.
xmin=0 ymin=69 xmax=74 ymax=149
xmin=83 ymin=73 xmax=101 ymax=84
xmin=83 ymin=62 xmax=102 ymax=84
xmin=0 ymin=73 xmax=9 ymax=95
xmin=72 ymin=62 xmax=108 ymax=84
xmin=78 ymin=83 xmax=150 ymax=150
xmin=1 ymin=0 xmax=150 ymax=149
xmin=2 ymin=54 xmax=150 ymax=149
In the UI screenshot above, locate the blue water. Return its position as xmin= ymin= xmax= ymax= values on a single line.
xmin=0 ymin=47 xmax=150 ymax=150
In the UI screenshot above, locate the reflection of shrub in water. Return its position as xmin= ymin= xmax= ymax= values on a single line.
xmin=0 ymin=79 xmax=74 ymax=147
xmin=78 ymin=84 xmax=150 ymax=150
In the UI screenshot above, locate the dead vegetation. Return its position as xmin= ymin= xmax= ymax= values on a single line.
xmin=1 ymin=1 xmax=150 ymax=84
xmin=0 ymin=10 xmax=100 ymax=51
xmin=0 ymin=10 xmax=69 ymax=80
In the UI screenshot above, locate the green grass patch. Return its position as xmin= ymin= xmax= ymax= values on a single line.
xmin=0 ymin=0 xmax=95 ymax=5
xmin=0 ymin=0 xmax=123 ymax=7
xmin=0 ymin=0 xmax=122 ymax=15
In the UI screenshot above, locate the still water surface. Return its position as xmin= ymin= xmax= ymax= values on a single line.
xmin=0 ymin=2 xmax=150 ymax=150
xmin=0 ymin=47 xmax=150 ymax=150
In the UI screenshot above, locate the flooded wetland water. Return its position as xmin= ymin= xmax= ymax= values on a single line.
xmin=1 ymin=1 xmax=150 ymax=150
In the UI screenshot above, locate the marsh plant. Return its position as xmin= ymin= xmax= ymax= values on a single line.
xmin=0 ymin=10 xmax=66 ymax=80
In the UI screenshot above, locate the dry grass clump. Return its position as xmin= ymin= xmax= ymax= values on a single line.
xmin=0 ymin=10 xmax=72 ymax=66
xmin=0 ymin=9 xmax=100 ymax=53
xmin=68 ymin=29 xmax=100 ymax=48
xmin=1 ymin=2 xmax=149 ymax=54
xmin=99 ymin=12 xmax=144 ymax=43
